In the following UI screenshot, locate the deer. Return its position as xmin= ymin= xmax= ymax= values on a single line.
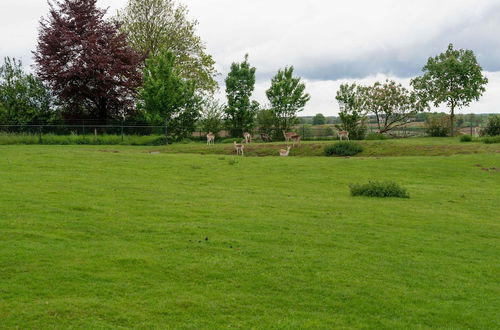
xmin=234 ymin=141 xmax=244 ymax=156
xmin=260 ymin=133 xmax=272 ymax=142
xmin=243 ymin=132 xmax=252 ymax=144
xmin=283 ymin=131 xmax=301 ymax=146
xmin=279 ymin=146 xmax=291 ymax=157
xmin=337 ymin=130 xmax=349 ymax=141
xmin=206 ymin=132 xmax=215 ymax=145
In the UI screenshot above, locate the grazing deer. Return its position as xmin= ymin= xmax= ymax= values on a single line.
xmin=283 ymin=131 xmax=296 ymax=144
xmin=206 ymin=132 xmax=215 ymax=145
xmin=234 ymin=141 xmax=244 ymax=156
xmin=243 ymin=132 xmax=252 ymax=144
xmin=290 ymin=134 xmax=301 ymax=147
xmin=279 ymin=146 xmax=291 ymax=157
xmin=260 ymin=133 xmax=272 ymax=142
xmin=338 ymin=130 xmax=349 ymax=141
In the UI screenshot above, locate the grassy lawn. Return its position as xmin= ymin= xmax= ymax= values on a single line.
xmin=0 ymin=145 xmax=499 ymax=328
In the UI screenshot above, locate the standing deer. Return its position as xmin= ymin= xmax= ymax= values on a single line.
xmin=243 ymin=132 xmax=252 ymax=144
xmin=206 ymin=132 xmax=215 ymax=145
xmin=338 ymin=130 xmax=349 ymax=141
xmin=283 ymin=131 xmax=301 ymax=146
xmin=279 ymin=146 xmax=291 ymax=157
xmin=234 ymin=141 xmax=244 ymax=156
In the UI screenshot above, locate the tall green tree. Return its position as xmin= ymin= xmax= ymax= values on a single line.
xmin=224 ymin=54 xmax=259 ymax=137
xmin=266 ymin=66 xmax=310 ymax=135
xmin=138 ymin=50 xmax=201 ymax=139
xmin=364 ymin=80 xmax=428 ymax=134
xmin=117 ymin=0 xmax=218 ymax=93
xmin=312 ymin=113 xmax=326 ymax=125
xmin=335 ymin=83 xmax=367 ymax=140
xmin=0 ymin=57 xmax=57 ymax=125
xmin=199 ymin=97 xmax=225 ymax=136
xmin=411 ymin=44 xmax=488 ymax=136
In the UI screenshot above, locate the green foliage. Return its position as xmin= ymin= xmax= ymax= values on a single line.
xmin=199 ymin=97 xmax=225 ymax=135
xmin=482 ymin=115 xmax=500 ymax=136
xmin=224 ymin=54 xmax=258 ymax=137
xmin=365 ymin=133 xmax=388 ymax=140
xmin=0 ymin=133 xmax=169 ymax=145
xmin=482 ymin=136 xmax=500 ymax=144
xmin=363 ymin=80 xmax=428 ymax=133
xmin=266 ymin=66 xmax=310 ymax=133
xmin=459 ymin=134 xmax=473 ymax=142
xmin=138 ymin=50 xmax=200 ymax=139
xmin=117 ymin=0 xmax=218 ymax=93
xmin=411 ymin=44 xmax=488 ymax=136
xmin=256 ymin=109 xmax=275 ymax=135
xmin=0 ymin=57 xmax=58 ymax=125
xmin=221 ymin=138 xmax=242 ymax=144
xmin=335 ymin=83 xmax=367 ymax=140
xmin=324 ymin=142 xmax=363 ymax=157
xmin=349 ymin=181 xmax=410 ymax=198
xmin=425 ymin=114 xmax=450 ymax=137
xmin=312 ymin=113 xmax=326 ymax=125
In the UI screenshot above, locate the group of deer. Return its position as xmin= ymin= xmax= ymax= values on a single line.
xmin=206 ymin=129 xmax=350 ymax=157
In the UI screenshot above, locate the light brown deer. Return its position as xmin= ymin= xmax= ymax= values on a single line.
xmin=338 ymin=130 xmax=349 ymax=141
xmin=234 ymin=141 xmax=244 ymax=156
xmin=260 ymin=133 xmax=272 ymax=142
xmin=206 ymin=132 xmax=215 ymax=145
xmin=279 ymin=146 xmax=291 ymax=157
xmin=283 ymin=131 xmax=296 ymax=144
xmin=243 ymin=132 xmax=252 ymax=144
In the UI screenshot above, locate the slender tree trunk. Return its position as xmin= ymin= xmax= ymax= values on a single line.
xmin=450 ymin=104 xmax=455 ymax=137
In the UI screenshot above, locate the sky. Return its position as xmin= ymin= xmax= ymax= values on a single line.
xmin=1 ymin=0 xmax=499 ymax=116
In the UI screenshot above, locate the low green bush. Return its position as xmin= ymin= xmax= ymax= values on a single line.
xmin=482 ymin=115 xmax=500 ymax=136
xmin=365 ymin=133 xmax=388 ymax=140
xmin=460 ymin=134 xmax=473 ymax=142
xmin=0 ymin=133 xmax=170 ymax=146
xmin=324 ymin=142 xmax=363 ymax=157
xmin=221 ymin=138 xmax=242 ymax=144
xmin=349 ymin=181 xmax=410 ymax=198
xmin=482 ymin=136 xmax=500 ymax=144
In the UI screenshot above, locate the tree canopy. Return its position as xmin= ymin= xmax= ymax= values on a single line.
xmin=117 ymin=0 xmax=218 ymax=94
xmin=411 ymin=44 xmax=488 ymax=136
xmin=224 ymin=54 xmax=259 ymax=137
xmin=266 ymin=66 xmax=310 ymax=134
xmin=312 ymin=113 xmax=326 ymax=125
xmin=34 ymin=0 xmax=142 ymax=121
xmin=335 ymin=83 xmax=367 ymax=140
xmin=138 ymin=50 xmax=200 ymax=138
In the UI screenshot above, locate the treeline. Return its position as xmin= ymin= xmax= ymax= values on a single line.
xmin=0 ymin=0 xmax=495 ymax=140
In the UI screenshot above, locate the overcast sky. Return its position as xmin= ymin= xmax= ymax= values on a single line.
xmin=1 ymin=0 xmax=499 ymax=115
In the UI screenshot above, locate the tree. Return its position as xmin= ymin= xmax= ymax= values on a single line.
xmin=0 ymin=57 xmax=57 ymax=125
xmin=256 ymin=109 xmax=275 ymax=136
xmin=34 ymin=0 xmax=142 ymax=121
xmin=224 ymin=54 xmax=259 ymax=137
xmin=335 ymin=83 xmax=367 ymax=140
xmin=312 ymin=113 xmax=326 ymax=125
xmin=266 ymin=66 xmax=310 ymax=135
xmin=411 ymin=44 xmax=488 ymax=136
xmin=482 ymin=115 xmax=500 ymax=136
xmin=199 ymin=97 xmax=225 ymax=136
xmin=117 ymin=0 xmax=217 ymax=93
xmin=138 ymin=50 xmax=201 ymax=139
xmin=364 ymin=80 xmax=428 ymax=134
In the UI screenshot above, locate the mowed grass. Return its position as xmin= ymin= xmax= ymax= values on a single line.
xmin=0 ymin=145 xmax=499 ymax=329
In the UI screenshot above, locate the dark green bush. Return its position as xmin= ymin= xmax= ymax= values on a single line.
xmin=460 ymin=134 xmax=473 ymax=142
xmin=425 ymin=115 xmax=450 ymax=137
xmin=365 ymin=133 xmax=388 ymax=140
xmin=482 ymin=115 xmax=500 ymax=136
xmin=324 ymin=142 xmax=363 ymax=157
xmin=221 ymin=138 xmax=242 ymax=144
xmin=349 ymin=181 xmax=410 ymax=198
xmin=482 ymin=135 xmax=500 ymax=144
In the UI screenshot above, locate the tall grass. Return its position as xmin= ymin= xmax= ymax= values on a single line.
xmin=0 ymin=133 xmax=167 ymax=146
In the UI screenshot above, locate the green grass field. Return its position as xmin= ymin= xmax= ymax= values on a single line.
xmin=1 ymin=141 xmax=499 ymax=328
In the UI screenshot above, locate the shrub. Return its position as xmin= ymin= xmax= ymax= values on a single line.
xmin=460 ymin=134 xmax=472 ymax=142
xmin=425 ymin=115 xmax=450 ymax=137
xmin=221 ymin=138 xmax=242 ymax=144
xmin=365 ymin=132 xmax=388 ymax=140
xmin=482 ymin=136 xmax=500 ymax=144
xmin=324 ymin=142 xmax=363 ymax=157
xmin=482 ymin=115 xmax=500 ymax=136
xmin=349 ymin=181 xmax=410 ymax=198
